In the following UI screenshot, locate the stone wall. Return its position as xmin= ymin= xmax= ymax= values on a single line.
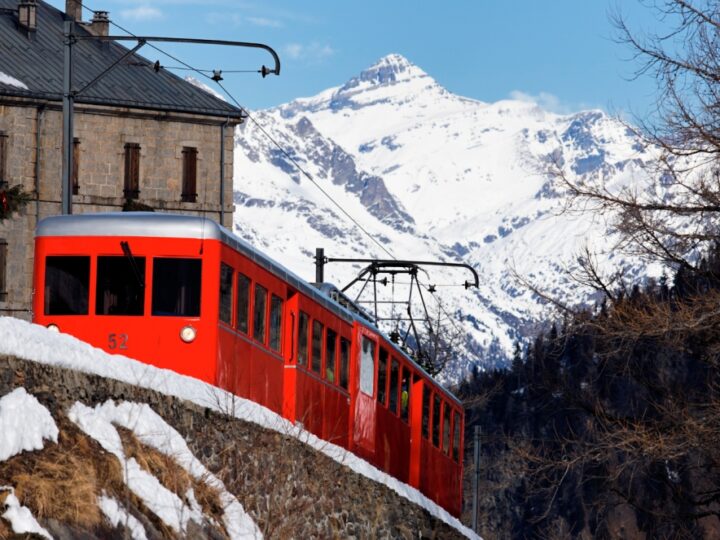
xmin=0 ymin=99 xmax=239 ymax=320
xmin=0 ymin=355 xmax=469 ymax=538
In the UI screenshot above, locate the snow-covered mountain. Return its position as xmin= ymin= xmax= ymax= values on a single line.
xmin=232 ymin=53 xmax=659 ymax=381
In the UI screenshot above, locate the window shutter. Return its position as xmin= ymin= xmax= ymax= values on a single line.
xmin=124 ymin=143 xmax=140 ymax=199
xmin=0 ymin=133 xmax=8 ymax=187
xmin=72 ymin=138 xmax=80 ymax=195
xmin=181 ymin=147 xmax=197 ymax=202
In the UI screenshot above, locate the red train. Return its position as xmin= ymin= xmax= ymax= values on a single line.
xmin=32 ymin=212 xmax=464 ymax=515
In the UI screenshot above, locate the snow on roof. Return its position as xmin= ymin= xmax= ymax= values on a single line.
xmin=0 ymin=71 xmax=28 ymax=90
xmin=0 ymin=317 xmax=480 ymax=539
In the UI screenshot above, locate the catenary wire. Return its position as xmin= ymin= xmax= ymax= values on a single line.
xmin=75 ymin=0 xmax=395 ymax=259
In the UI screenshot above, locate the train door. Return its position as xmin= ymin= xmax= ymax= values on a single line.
xmin=353 ymin=325 xmax=377 ymax=454
xmin=282 ymin=291 xmax=299 ymax=423
xmin=409 ymin=374 xmax=424 ymax=489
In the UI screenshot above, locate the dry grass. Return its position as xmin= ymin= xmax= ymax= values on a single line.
xmin=117 ymin=426 xmax=225 ymax=532
xmin=0 ymin=417 xmax=122 ymax=530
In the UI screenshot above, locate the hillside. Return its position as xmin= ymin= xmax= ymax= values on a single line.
xmin=0 ymin=318 xmax=476 ymax=539
xmin=232 ymin=53 xmax=663 ymax=381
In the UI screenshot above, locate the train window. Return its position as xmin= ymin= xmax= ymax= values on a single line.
xmin=325 ymin=328 xmax=337 ymax=382
xmin=400 ymin=367 xmax=410 ymax=423
xmin=339 ymin=337 xmax=350 ymax=390
xmin=388 ymin=359 xmax=399 ymax=414
xmin=453 ymin=411 xmax=461 ymax=462
xmin=432 ymin=394 xmax=442 ymax=448
xmin=359 ymin=337 xmax=375 ymax=396
xmin=235 ymin=273 xmax=250 ymax=333
xmin=422 ymin=386 xmax=430 ymax=440
xmin=297 ymin=312 xmax=309 ymax=366
xmin=269 ymin=294 xmax=282 ymax=352
xmin=253 ymin=284 xmax=267 ymax=343
xmin=96 ymin=256 xmax=145 ymax=315
xmin=219 ymin=263 xmax=233 ymax=324
xmin=44 ymin=256 xmax=90 ymax=315
xmin=151 ymin=258 xmax=201 ymax=317
xmin=377 ymin=348 xmax=388 ymax=406
xmin=311 ymin=320 xmax=323 ymax=373
xmin=443 ymin=402 xmax=451 ymax=454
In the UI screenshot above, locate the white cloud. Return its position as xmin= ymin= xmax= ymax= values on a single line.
xmin=119 ymin=6 xmax=163 ymax=21
xmin=508 ymin=90 xmax=602 ymax=114
xmin=247 ymin=16 xmax=282 ymax=28
xmin=284 ymin=42 xmax=334 ymax=62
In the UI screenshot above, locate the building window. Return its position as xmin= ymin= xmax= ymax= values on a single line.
xmin=0 ymin=239 xmax=7 ymax=300
xmin=72 ymin=138 xmax=80 ymax=195
xmin=123 ymin=143 xmax=140 ymax=199
xmin=0 ymin=132 xmax=7 ymax=187
xmin=181 ymin=147 xmax=197 ymax=203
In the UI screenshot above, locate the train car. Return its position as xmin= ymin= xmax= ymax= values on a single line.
xmin=32 ymin=212 xmax=464 ymax=515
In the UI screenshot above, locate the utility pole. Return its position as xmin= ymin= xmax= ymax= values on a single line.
xmin=61 ymin=29 xmax=280 ymax=214
xmin=472 ymin=425 xmax=481 ymax=533
xmin=61 ymin=19 xmax=74 ymax=215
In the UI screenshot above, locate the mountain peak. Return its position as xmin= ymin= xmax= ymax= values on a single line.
xmin=356 ymin=53 xmax=427 ymax=86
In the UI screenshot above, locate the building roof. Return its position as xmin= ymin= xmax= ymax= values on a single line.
xmin=0 ymin=0 xmax=244 ymax=119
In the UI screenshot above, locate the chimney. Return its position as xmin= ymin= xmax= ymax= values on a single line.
xmin=87 ymin=10 xmax=109 ymax=36
xmin=18 ymin=0 xmax=37 ymax=32
xmin=65 ymin=0 xmax=81 ymax=21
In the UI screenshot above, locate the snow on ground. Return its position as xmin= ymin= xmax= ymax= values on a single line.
xmin=98 ymin=494 xmax=148 ymax=540
xmin=0 ymin=387 xmax=58 ymax=462
xmin=69 ymin=400 xmax=261 ymax=540
xmin=0 ymin=71 xmax=28 ymax=90
xmin=0 ymin=488 xmax=52 ymax=539
xmin=0 ymin=317 xmax=480 ymax=539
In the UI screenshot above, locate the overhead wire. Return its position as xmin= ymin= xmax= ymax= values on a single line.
xmin=75 ymin=0 xmax=395 ymax=260
xmin=77 ymin=0 xmax=469 ymax=344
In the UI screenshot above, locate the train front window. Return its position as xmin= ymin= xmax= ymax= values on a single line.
xmin=269 ymin=294 xmax=283 ymax=352
xmin=360 ymin=336 xmax=375 ymax=397
xmin=219 ymin=263 xmax=233 ymax=324
xmin=253 ymin=284 xmax=267 ymax=343
xmin=44 ymin=256 xmax=90 ymax=315
xmin=151 ymin=258 xmax=201 ymax=317
xmin=96 ymin=256 xmax=145 ymax=315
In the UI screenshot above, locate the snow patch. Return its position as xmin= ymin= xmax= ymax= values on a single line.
xmin=1 ymin=487 xmax=52 ymax=539
xmin=0 ymin=387 xmax=58 ymax=461
xmin=69 ymin=399 xmax=261 ymax=540
xmin=98 ymin=494 xmax=148 ymax=540
xmin=0 ymin=317 xmax=479 ymax=539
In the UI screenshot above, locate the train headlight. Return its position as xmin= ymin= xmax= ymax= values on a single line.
xmin=180 ymin=325 xmax=197 ymax=343
xmin=47 ymin=324 xmax=60 ymax=333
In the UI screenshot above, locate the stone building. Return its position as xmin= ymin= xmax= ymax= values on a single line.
xmin=0 ymin=0 xmax=244 ymax=319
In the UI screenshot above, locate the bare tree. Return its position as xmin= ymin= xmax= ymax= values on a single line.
xmin=553 ymin=1 xmax=720 ymax=275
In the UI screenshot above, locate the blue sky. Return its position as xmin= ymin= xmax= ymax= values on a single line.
xmin=46 ymin=0 xmax=661 ymax=115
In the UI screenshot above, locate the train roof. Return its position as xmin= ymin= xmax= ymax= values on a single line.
xmin=36 ymin=212 xmax=462 ymax=406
